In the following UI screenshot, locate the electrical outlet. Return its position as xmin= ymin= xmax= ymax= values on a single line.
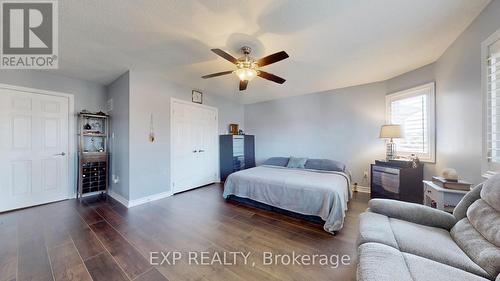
xmin=112 ymin=175 xmax=119 ymax=184
xmin=363 ymin=171 xmax=368 ymax=178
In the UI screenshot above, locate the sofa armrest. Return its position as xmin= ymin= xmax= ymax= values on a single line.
xmin=369 ymin=199 xmax=457 ymax=230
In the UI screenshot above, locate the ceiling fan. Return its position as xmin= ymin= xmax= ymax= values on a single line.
xmin=202 ymin=46 xmax=289 ymax=91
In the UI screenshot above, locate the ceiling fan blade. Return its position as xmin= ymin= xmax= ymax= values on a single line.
xmin=258 ymin=71 xmax=286 ymax=84
xmin=201 ymin=70 xmax=233 ymax=79
xmin=211 ymin=49 xmax=238 ymax=64
xmin=256 ymin=51 xmax=289 ymax=67
xmin=239 ymin=80 xmax=248 ymax=91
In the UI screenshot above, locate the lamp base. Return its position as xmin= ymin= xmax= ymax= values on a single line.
xmin=386 ymin=141 xmax=397 ymax=161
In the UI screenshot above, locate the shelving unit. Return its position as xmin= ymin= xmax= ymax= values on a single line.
xmin=77 ymin=112 xmax=109 ymax=198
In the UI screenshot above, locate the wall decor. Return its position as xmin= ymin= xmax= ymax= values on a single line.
xmin=192 ymin=90 xmax=203 ymax=104
xmin=149 ymin=113 xmax=155 ymax=142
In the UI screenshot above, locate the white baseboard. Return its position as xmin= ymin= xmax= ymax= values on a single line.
xmin=108 ymin=190 xmax=130 ymax=207
xmin=352 ymin=185 xmax=370 ymax=194
xmin=108 ymin=190 xmax=173 ymax=208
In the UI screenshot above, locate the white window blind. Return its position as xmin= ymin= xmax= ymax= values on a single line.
xmin=487 ymin=39 xmax=500 ymax=164
xmin=386 ymin=83 xmax=435 ymax=162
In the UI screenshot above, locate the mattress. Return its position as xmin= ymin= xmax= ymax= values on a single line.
xmin=223 ymin=165 xmax=352 ymax=233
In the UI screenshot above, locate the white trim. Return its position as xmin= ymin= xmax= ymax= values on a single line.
xmin=170 ymin=98 xmax=219 ymax=194
xmin=482 ymin=171 xmax=498 ymax=179
xmin=386 ymin=82 xmax=436 ymax=163
xmin=0 ymin=83 xmax=76 ymax=201
xmin=108 ymin=189 xmax=173 ymax=208
xmin=482 ymin=27 xmax=500 ymax=175
xmin=108 ymin=190 xmax=130 ymax=207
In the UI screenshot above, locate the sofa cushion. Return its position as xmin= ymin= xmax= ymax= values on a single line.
xmin=357 ymin=243 xmax=413 ymax=281
xmin=454 ymin=183 xmax=483 ymax=221
xmin=467 ymin=199 xmax=500 ymax=247
xmin=358 ymin=212 xmax=398 ymax=249
xmin=451 ymin=218 xmax=500 ymax=279
xmin=481 ymin=174 xmax=500 ymax=212
xmin=390 ymin=218 xmax=489 ymax=278
xmin=357 ymin=243 xmax=490 ymax=281
xmin=369 ymin=199 xmax=456 ymax=230
xmin=358 ymin=211 xmax=490 ymax=278
xmin=402 ymin=251 xmax=491 ymax=281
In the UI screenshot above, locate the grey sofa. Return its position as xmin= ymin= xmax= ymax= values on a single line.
xmin=357 ymin=174 xmax=500 ymax=281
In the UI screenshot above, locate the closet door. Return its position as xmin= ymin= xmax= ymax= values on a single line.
xmin=171 ymin=99 xmax=217 ymax=194
xmin=194 ymin=106 xmax=217 ymax=186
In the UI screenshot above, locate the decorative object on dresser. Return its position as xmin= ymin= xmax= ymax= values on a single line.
xmin=431 ymin=176 xmax=473 ymax=191
xmin=431 ymin=168 xmax=472 ymax=191
xmin=379 ymin=124 xmax=402 ymax=160
xmin=192 ymin=90 xmax=202 ymax=104
xmin=370 ymin=159 xmax=423 ymax=203
xmin=229 ymin=124 xmax=239 ymax=135
xmin=219 ymin=134 xmax=255 ymax=181
xmin=77 ymin=111 xmax=109 ymax=198
xmin=441 ymin=167 xmax=459 ymax=181
xmin=423 ymin=180 xmax=468 ymax=212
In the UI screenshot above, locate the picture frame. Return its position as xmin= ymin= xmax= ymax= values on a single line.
xmin=229 ymin=124 xmax=239 ymax=135
xmin=192 ymin=90 xmax=203 ymax=104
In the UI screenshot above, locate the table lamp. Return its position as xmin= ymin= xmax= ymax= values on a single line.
xmin=380 ymin=124 xmax=402 ymax=160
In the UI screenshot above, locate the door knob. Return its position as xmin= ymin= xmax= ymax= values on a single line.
xmin=192 ymin=150 xmax=198 ymax=153
xmin=198 ymin=149 xmax=205 ymax=152
xmin=55 ymin=152 xmax=66 ymax=156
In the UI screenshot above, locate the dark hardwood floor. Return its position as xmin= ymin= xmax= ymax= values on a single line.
xmin=0 ymin=184 xmax=369 ymax=281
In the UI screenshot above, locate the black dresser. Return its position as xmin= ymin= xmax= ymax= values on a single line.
xmin=370 ymin=160 xmax=424 ymax=204
xmin=219 ymin=135 xmax=255 ymax=181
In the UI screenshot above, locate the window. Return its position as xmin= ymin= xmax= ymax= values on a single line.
xmin=386 ymin=83 xmax=436 ymax=162
xmin=483 ymin=29 xmax=500 ymax=173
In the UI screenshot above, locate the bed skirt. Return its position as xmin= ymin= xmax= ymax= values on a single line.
xmin=226 ymin=195 xmax=325 ymax=225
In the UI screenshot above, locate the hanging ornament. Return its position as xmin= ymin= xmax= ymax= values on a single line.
xmin=149 ymin=113 xmax=155 ymax=142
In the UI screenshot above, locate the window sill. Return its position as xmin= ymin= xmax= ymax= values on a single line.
xmin=482 ymin=171 xmax=498 ymax=179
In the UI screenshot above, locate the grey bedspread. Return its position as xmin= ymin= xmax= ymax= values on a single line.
xmin=223 ymin=165 xmax=352 ymax=233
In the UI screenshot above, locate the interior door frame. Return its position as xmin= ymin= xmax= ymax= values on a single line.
xmin=170 ymin=97 xmax=219 ymax=194
xmin=0 ymin=83 xmax=76 ymax=200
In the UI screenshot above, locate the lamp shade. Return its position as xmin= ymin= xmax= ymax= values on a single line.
xmin=380 ymin=124 xmax=402 ymax=139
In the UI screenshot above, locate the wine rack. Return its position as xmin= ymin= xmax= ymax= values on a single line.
xmin=78 ymin=112 xmax=109 ymax=198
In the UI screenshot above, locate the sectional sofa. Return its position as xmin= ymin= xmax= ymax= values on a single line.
xmin=357 ymin=175 xmax=500 ymax=281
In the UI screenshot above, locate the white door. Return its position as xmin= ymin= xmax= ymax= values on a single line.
xmin=0 ymin=88 xmax=70 ymax=212
xmin=171 ymin=99 xmax=217 ymax=193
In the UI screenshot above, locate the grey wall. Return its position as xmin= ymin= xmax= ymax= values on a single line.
xmin=245 ymin=0 xmax=500 ymax=185
xmin=245 ymin=82 xmax=387 ymax=185
xmin=0 ymin=70 xmax=106 ymax=112
xmin=106 ymin=71 xmax=130 ymax=199
xmin=386 ymin=0 xmax=500 ymax=184
xmin=0 ymin=70 xmax=107 ymax=191
xmin=126 ymin=70 xmax=244 ymax=200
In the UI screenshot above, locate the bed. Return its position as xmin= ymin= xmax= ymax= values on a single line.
xmin=223 ymin=158 xmax=352 ymax=234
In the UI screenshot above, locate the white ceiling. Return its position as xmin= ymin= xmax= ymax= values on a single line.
xmin=50 ymin=0 xmax=490 ymax=104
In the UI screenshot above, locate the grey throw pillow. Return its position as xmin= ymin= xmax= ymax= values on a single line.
xmin=262 ymin=157 xmax=290 ymax=167
xmin=286 ymin=157 xmax=308 ymax=169
xmin=305 ymin=159 xmax=346 ymax=172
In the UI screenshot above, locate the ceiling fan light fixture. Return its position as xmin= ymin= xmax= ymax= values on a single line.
xmin=235 ymin=67 xmax=257 ymax=81
xmin=202 ymin=47 xmax=288 ymax=91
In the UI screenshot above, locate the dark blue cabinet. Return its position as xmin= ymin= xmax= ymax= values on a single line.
xmin=219 ymin=135 xmax=255 ymax=181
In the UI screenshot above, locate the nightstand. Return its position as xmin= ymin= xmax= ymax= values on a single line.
xmin=423 ymin=181 xmax=468 ymax=213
